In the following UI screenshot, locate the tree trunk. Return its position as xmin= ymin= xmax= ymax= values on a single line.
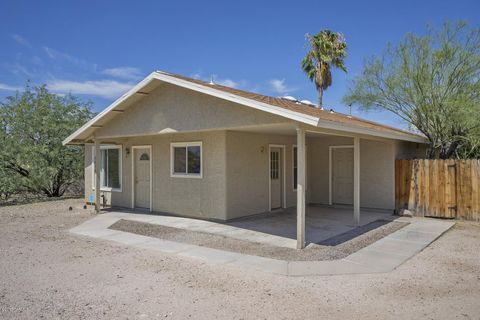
xmin=427 ymin=145 xmax=436 ymax=159
xmin=318 ymin=88 xmax=323 ymax=108
xmin=440 ymin=140 xmax=460 ymax=159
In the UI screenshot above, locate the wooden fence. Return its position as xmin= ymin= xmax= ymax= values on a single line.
xmin=395 ymin=159 xmax=480 ymax=221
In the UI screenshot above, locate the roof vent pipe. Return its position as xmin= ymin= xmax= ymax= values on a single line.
xmin=281 ymin=95 xmax=298 ymax=102
xmin=300 ymin=100 xmax=315 ymax=106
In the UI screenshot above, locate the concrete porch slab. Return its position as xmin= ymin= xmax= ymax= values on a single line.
xmin=70 ymin=211 xmax=455 ymax=276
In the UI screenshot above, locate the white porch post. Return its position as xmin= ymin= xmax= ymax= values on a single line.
xmin=94 ymin=139 xmax=101 ymax=213
xmin=296 ymin=127 xmax=306 ymax=249
xmin=353 ymin=136 xmax=360 ymax=225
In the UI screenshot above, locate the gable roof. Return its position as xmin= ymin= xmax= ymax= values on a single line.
xmin=63 ymin=70 xmax=428 ymax=145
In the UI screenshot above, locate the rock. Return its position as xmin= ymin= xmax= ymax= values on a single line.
xmin=398 ymin=209 xmax=413 ymax=217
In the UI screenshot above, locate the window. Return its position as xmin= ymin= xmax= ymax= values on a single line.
xmin=270 ymin=151 xmax=279 ymax=179
xmin=293 ymin=146 xmax=297 ymax=190
xmin=139 ymin=153 xmax=150 ymax=161
xmin=293 ymin=146 xmax=307 ymax=191
xmin=171 ymin=142 xmax=202 ymax=178
xmin=92 ymin=145 xmax=122 ymax=191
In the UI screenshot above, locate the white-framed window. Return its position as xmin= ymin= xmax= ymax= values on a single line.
xmin=170 ymin=142 xmax=202 ymax=178
xmin=92 ymin=145 xmax=122 ymax=191
xmin=293 ymin=146 xmax=298 ymax=190
xmin=293 ymin=145 xmax=307 ymax=191
xmin=270 ymin=150 xmax=280 ymax=180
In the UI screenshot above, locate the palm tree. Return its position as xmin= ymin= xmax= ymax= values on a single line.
xmin=302 ymin=30 xmax=347 ymax=108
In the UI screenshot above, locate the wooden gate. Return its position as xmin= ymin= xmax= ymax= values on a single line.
xmin=395 ymin=159 xmax=480 ymax=221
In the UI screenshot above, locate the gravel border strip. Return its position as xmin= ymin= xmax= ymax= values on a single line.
xmin=109 ymin=219 xmax=408 ymax=261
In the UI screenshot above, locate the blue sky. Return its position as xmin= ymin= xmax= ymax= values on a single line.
xmin=1 ymin=0 xmax=478 ymax=128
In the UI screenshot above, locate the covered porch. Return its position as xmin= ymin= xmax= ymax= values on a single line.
xmin=91 ymin=123 xmax=394 ymax=249
xmin=107 ymin=204 xmax=394 ymax=249
xmin=221 ymin=124 xmax=367 ymax=249
xmin=227 ymin=205 xmax=392 ymax=248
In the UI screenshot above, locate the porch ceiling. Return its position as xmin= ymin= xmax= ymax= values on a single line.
xmin=229 ymin=123 xmax=384 ymax=140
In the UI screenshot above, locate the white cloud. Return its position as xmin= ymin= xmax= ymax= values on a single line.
xmin=269 ymin=79 xmax=296 ymax=95
xmin=215 ymin=78 xmax=238 ymax=88
xmin=191 ymin=73 xmax=202 ymax=80
xmin=42 ymin=46 xmax=92 ymax=70
xmin=47 ymin=79 xmax=133 ymax=99
xmin=0 ymin=83 xmax=22 ymax=91
xmin=102 ymin=67 xmax=142 ymax=80
xmin=5 ymin=62 xmax=34 ymax=78
xmin=190 ymin=72 xmax=242 ymax=88
xmin=11 ymin=34 xmax=30 ymax=47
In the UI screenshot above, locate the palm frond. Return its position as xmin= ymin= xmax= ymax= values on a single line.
xmin=301 ymin=29 xmax=348 ymax=106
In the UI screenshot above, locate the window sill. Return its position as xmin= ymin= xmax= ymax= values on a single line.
xmin=93 ymin=187 xmax=122 ymax=193
xmin=170 ymin=173 xmax=203 ymax=179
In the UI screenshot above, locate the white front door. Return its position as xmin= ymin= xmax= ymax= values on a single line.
xmin=332 ymin=148 xmax=354 ymax=205
xmin=270 ymin=147 xmax=283 ymax=210
xmin=134 ymin=148 xmax=151 ymax=209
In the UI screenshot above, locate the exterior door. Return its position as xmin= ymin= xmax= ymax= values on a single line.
xmin=333 ymin=148 xmax=354 ymax=205
xmin=134 ymin=148 xmax=151 ymax=209
xmin=270 ymin=147 xmax=283 ymax=209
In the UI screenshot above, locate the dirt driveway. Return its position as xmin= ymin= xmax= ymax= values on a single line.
xmin=1 ymin=199 xmax=479 ymax=319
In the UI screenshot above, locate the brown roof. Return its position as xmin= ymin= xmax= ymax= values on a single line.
xmin=159 ymin=71 xmax=424 ymax=140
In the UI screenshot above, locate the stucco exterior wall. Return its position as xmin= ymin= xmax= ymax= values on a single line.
xmin=224 ymin=132 xmax=401 ymax=217
xmin=94 ymin=83 xmax=288 ymax=139
xmin=359 ymin=139 xmax=396 ymax=209
xmin=306 ymin=137 xmax=397 ymax=210
xmin=84 ymin=128 xmax=422 ymax=220
xmin=225 ymin=131 xmax=297 ymax=219
xmin=394 ymin=140 xmax=426 ymax=159
xmin=84 ymin=131 xmax=228 ymax=220
xmin=307 ymin=136 xmax=353 ymax=205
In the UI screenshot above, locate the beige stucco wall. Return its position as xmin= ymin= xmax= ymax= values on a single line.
xmin=85 ymin=130 xmax=422 ymax=219
xmin=85 ymin=131 xmax=228 ymax=220
xmin=94 ymin=83 xmax=288 ymax=139
xmin=359 ymin=139 xmax=396 ymax=209
xmin=307 ymin=136 xmax=353 ymax=205
xmin=224 ymin=132 xmax=400 ymax=218
xmin=225 ymin=131 xmax=298 ymax=219
xmin=394 ymin=140 xmax=427 ymax=159
xmin=307 ymin=136 xmax=397 ymax=210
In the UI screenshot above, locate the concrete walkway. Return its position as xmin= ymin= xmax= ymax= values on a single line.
xmin=70 ymin=212 xmax=455 ymax=276
xmin=99 ymin=206 xmax=393 ymax=249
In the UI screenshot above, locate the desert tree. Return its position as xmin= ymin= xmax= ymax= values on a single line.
xmin=343 ymin=22 xmax=480 ymax=159
xmin=0 ymin=84 xmax=94 ymax=197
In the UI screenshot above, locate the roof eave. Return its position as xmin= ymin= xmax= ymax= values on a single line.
xmin=63 ymin=70 xmax=428 ymax=145
xmin=62 ymin=71 xmax=159 ymax=145
xmin=315 ymin=119 xmax=428 ymax=143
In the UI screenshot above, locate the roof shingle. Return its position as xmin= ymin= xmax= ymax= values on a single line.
xmin=159 ymin=71 xmax=424 ymax=140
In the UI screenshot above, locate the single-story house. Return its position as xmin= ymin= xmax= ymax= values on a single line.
xmin=64 ymin=70 xmax=427 ymax=248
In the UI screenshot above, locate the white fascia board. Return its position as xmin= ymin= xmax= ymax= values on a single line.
xmin=315 ymin=118 xmax=428 ymax=143
xmin=62 ymin=72 xmax=158 ymax=145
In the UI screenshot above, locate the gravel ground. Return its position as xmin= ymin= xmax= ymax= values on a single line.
xmin=1 ymin=199 xmax=479 ymax=319
xmin=109 ymin=219 xmax=408 ymax=261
